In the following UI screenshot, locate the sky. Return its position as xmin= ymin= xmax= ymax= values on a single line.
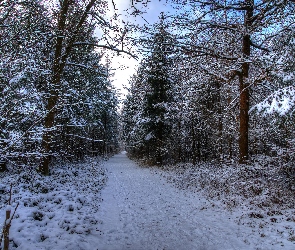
xmin=104 ymin=0 xmax=174 ymax=102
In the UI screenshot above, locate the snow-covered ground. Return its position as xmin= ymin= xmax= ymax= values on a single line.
xmin=97 ymin=152 xmax=249 ymax=250
xmin=156 ymin=160 xmax=295 ymax=249
xmin=0 ymin=158 xmax=107 ymax=250
xmin=1 ymin=152 xmax=295 ymax=249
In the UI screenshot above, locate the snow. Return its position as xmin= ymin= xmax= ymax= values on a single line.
xmin=97 ymin=152 xmax=249 ymax=250
xmin=252 ymin=86 xmax=295 ymax=116
xmin=144 ymin=132 xmax=153 ymax=141
xmin=0 ymin=158 xmax=107 ymax=250
xmin=1 ymin=153 xmax=295 ymax=249
xmin=157 ymin=160 xmax=295 ymax=249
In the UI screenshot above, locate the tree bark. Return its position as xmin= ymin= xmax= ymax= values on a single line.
xmin=239 ymin=0 xmax=253 ymax=164
xmin=39 ymin=0 xmax=98 ymax=174
xmin=216 ymin=80 xmax=223 ymax=162
xmin=39 ymin=0 xmax=70 ymax=175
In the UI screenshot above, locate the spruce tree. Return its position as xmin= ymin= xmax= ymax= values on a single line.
xmin=142 ymin=15 xmax=174 ymax=165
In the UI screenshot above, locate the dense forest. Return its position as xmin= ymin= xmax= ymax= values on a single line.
xmin=1 ymin=0 xmax=295 ymax=249
xmin=1 ymin=0 xmax=295 ymax=174
xmin=1 ymin=0 xmax=295 ymax=173
xmin=0 ymin=0 xmax=124 ymax=175
xmin=121 ymin=0 xmax=295 ymax=171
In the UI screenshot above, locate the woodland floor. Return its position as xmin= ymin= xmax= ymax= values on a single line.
xmin=0 ymin=152 xmax=295 ymax=249
xmin=97 ymin=152 xmax=295 ymax=250
xmin=98 ymin=152 xmax=249 ymax=250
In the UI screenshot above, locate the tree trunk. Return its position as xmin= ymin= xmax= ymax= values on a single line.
xmin=191 ymin=117 xmax=197 ymax=165
xmin=39 ymin=0 xmax=98 ymax=174
xmin=216 ymin=80 xmax=223 ymax=162
xmin=239 ymin=73 xmax=249 ymax=163
xmin=39 ymin=0 xmax=70 ymax=175
xmin=239 ymin=0 xmax=253 ymax=164
xmin=156 ymin=122 xmax=164 ymax=165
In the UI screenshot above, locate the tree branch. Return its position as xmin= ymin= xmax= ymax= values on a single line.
xmin=250 ymin=40 xmax=270 ymax=52
xmin=72 ymin=42 xmax=138 ymax=59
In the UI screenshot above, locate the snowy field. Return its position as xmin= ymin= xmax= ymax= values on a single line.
xmin=1 ymin=152 xmax=295 ymax=249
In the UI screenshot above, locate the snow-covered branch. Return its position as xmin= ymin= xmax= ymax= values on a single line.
xmin=72 ymin=42 xmax=137 ymax=59
xmin=251 ymin=86 xmax=295 ymax=116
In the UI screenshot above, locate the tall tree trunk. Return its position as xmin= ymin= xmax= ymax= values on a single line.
xmin=39 ymin=0 xmax=98 ymax=174
xmin=177 ymin=120 xmax=182 ymax=163
xmin=39 ymin=0 xmax=70 ymax=175
xmin=214 ymin=79 xmax=223 ymax=161
xmin=192 ymin=119 xmax=196 ymax=165
xmin=156 ymin=121 xmax=164 ymax=165
xmin=239 ymin=0 xmax=253 ymax=164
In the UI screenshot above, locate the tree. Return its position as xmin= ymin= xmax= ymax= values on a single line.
xmin=249 ymin=22 xmax=295 ymax=162
xmin=122 ymin=15 xmax=176 ymax=165
xmin=143 ymin=23 xmax=174 ymax=164
xmin=169 ymin=0 xmax=295 ymax=163
xmin=121 ymin=66 xmax=151 ymax=159
xmin=39 ymin=0 xmax=133 ymax=174
xmin=0 ymin=0 xmax=126 ymax=173
xmin=0 ymin=0 xmax=52 ymax=170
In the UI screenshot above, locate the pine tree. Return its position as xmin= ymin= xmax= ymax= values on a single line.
xmin=0 ymin=0 xmax=52 ymax=170
xmin=138 ymin=15 xmax=175 ymax=165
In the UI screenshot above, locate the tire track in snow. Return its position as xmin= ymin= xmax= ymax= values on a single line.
xmin=97 ymin=152 xmax=249 ymax=250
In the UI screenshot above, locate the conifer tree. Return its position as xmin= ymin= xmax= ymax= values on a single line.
xmin=136 ymin=15 xmax=175 ymax=165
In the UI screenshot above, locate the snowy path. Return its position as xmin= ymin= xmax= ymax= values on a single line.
xmin=97 ymin=152 xmax=249 ymax=250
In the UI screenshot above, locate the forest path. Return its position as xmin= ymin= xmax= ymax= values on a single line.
xmin=97 ymin=152 xmax=249 ymax=250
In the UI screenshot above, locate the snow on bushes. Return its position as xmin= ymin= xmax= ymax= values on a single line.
xmin=155 ymin=157 xmax=295 ymax=245
xmin=0 ymin=157 xmax=107 ymax=249
xmin=158 ymin=157 xmax=295 ymax=210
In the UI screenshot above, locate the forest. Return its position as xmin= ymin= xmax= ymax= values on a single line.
xmin=0 ymin=0 xmax=122 ymax=175
xmin=122 ymin=0 xmax=295 ymax=169
xmin=1 ymin=0 xmax=295 ymax=249
xmin=1 ymin=0 xmax=295 ymax=173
